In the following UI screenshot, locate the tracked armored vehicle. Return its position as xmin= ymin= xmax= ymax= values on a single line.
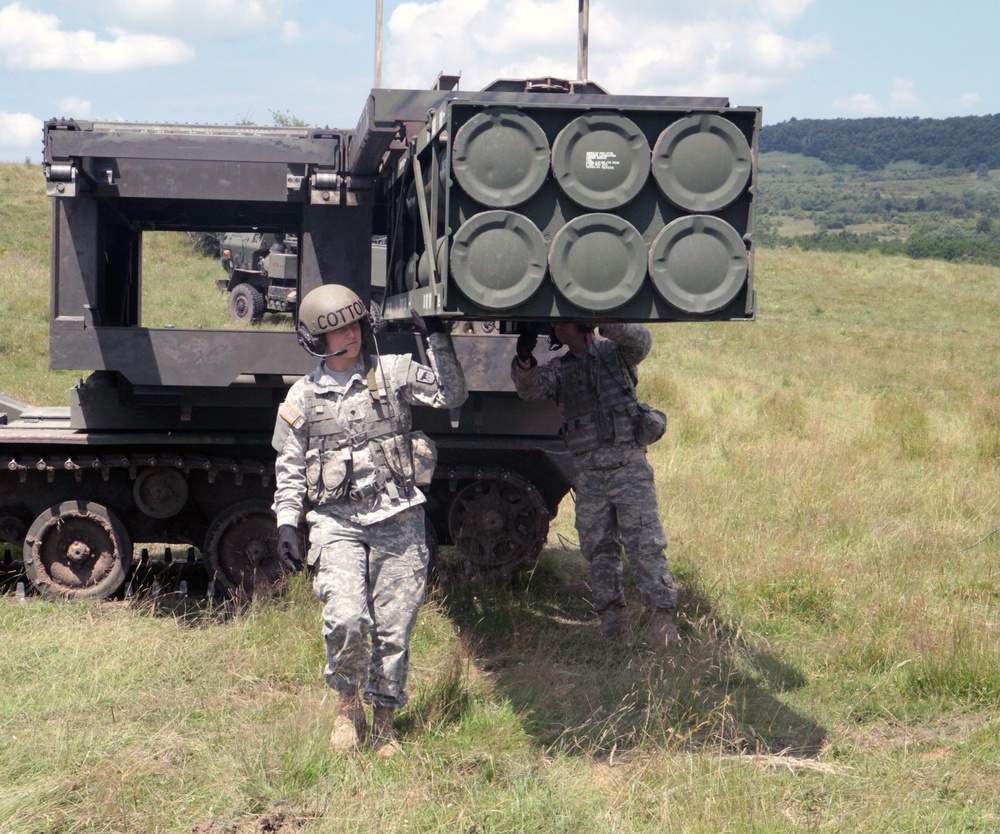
xmin=0 ymin=77 xmax=759 ymax=600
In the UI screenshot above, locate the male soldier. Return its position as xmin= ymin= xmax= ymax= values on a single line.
xmin=511 ymin=321 xmax=679 ymax=647
xmin=272 ymin=284 xmax=467 ymax=755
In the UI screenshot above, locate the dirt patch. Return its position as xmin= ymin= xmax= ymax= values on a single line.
xmin=192 ymin=809 xmax=304 ymax=834
xmin=852 ymin=713 xmax=993 ymax=753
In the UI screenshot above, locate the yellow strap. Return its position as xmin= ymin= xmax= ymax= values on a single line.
xmin=366 ymin=367 xmax=381 ymax=401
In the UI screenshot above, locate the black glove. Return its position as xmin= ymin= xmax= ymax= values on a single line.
xmin=276 ymin=524 xmax=303 ymax=573
xmin=411 ymin=310 xmax=447 ymax=338
xmin=515 ymin=326 xmax=538 ymax=362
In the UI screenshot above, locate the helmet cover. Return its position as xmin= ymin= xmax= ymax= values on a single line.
xmin=298 ymin=285 xmax=366 ymax=336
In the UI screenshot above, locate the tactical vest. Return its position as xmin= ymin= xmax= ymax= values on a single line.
xmin=558 ymin=344 xmax=642 ymax=456
xmin=279 ymin=355 xmax=436 ymax=506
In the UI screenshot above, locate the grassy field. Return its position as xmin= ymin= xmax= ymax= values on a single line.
xmin=1 ymin=162 xmax=999 ymax=832
xmin=0 ymin=162 xmax=288 ymax=406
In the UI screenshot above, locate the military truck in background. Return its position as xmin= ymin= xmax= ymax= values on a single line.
xmin=217 ymin=233 xmax=387 ymax=325
xmin=217 ymin=231 xmax=298 ymax=323
xmin=0 ymin=76 xmax=760 ymax=601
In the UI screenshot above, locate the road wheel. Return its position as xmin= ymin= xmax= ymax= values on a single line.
xmin=446 ymin=472 xmax=549 ymax=575
xmin=228 ymin=283 xmax=266 ymax=324
xmin=203 ymin=500 xmax=283 ymax=596
xmin=24 ymin=501 xmax=132 ymax=600
xmin=133 ymin=467 xmax=189 ymax=519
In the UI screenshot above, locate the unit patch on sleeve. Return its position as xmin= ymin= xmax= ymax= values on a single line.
xmin=415 ymin=367 xmax=437 ymax=386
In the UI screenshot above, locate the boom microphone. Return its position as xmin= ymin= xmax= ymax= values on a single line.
xmin=297 ymin=325 xmax=350 ymax=359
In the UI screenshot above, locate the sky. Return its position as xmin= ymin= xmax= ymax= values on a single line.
xmin=0 ymin=0 xmax=996 ymax=163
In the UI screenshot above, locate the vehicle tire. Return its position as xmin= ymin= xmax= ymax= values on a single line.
xmin=203 ymin=500 xmax=283 ymax=597
xmin=133 ymin=467 xmax=189 ymax=519
xmin=23 ymin=501 xmax=133 ymax=600
xmin=228 ymin=283 xmax=266 ymax=324
xmin=446 ymin=472 xmax=549 ymax=575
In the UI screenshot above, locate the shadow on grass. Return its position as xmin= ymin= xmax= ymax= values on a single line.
xmin=2 ymin=540 xmax=827 ymax=761
xmin=415 ymin=545 xmax=827 ymax=760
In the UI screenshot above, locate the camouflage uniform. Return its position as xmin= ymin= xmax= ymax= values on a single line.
xmin=511 ymin=323 xmax=677 ymax=617
xmin=273 ymin=332 xmax=467 ymax=708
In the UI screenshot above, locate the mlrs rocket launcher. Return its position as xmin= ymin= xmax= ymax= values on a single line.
xmin=3 ymin=75 xmax=758 ymax=600
xmin=369 ymin=77 xmax=759 ymax=324
xmin=42 ymin=76 xmax=758 ymax=395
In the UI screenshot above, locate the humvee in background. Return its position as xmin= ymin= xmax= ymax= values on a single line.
xmin=217 ymin=232 xmax=297 ymax=323
xmin=218 ymin=233 xmax=386 ymax=324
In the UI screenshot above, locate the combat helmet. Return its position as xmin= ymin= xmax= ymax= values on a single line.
xmin=548 ymin=320 xmax=595 ymax=351
xmin=297 ymin=284 xmax=368 ymax=356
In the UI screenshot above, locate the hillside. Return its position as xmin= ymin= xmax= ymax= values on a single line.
xmin=757 ymin=115 xmax=1000 ymax=264
xmin=760 ymin=113 xmax=1000 ymax=171
xmin=2 ymin=162 xmax=1000 ymax=832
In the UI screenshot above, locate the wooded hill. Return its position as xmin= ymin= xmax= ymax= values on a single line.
xmin=756 ymin=114 xmax=1000 ymax=265
xmin=760 ymin=114 xmax=1000 ymax=171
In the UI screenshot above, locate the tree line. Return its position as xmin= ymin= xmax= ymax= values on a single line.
xmin=760 ymin=114 xmax=1000 ymax=171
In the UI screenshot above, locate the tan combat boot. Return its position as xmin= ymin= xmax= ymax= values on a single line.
xmin=597 ymin=606 xmax=626 ymax=640
xmin=330 ymin=692 xmax=367 ymax=754
xmin=646 ymin=610 xmax=680 ymax=649
xmin=371 ymin=706 xmax=402 ymax=758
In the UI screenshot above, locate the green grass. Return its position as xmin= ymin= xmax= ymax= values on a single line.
xmin=141 ymin=231 xmax=292 ymax=332
xmin=0 ymin=163 xmax=78 ymax=404
xmin=2 ymin=162 xmax=1000 ymax=832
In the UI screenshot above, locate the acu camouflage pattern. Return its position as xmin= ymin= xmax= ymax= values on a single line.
xmin=311 ymin=506 xmax=428 ymax=708
xmin=512 ymin=323 xmax=652 ymax=470
xmin=272 ymin=331 xmax=467 ymax=531
xmin=512 ymin=322 xmax=676 ymax=614
xmin=273 ymin=332 xmax=466 ymax=708
xmin=574 ymin=455 xmax=676 ymax=614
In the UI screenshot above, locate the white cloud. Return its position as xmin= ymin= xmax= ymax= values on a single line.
xmin=888 ymin=78 xmax=919 ymax=111
xmin=94 ymin=0 xmax=294 ymax=38
xmin=758 ymin=0 xmax=815 ymax=22
xmin=950 ymin=92 xmax=981 ymax=112
xmin=834 ymin=80 xmax=985 ymax=120
xmin=833 ymin=92 xmax=884 ymax=116
xmin=0 ymin=2 xmax=194 ymax=71
xmin=58 ymin=97 xmax=93 ymax=118
xmin=472 ymin=0 xmax=575 ymax=54
xmin=744 ymin=26 xmax=832 ymax=72
xmin=281 ymin=20 xmax=302 ymax=44
xmin=386 ymin=0 xmax=491 ymax=88
xmin=0 ymin=110 xmax=43 ymax=146
xmin=834 ymin=79 xmax=924 ymax=117
xmin=383 ymin=0 xmax=828 ymax=102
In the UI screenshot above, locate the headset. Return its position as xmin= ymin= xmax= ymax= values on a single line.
xmin=296 ymin=324 xmax=349 ymax=358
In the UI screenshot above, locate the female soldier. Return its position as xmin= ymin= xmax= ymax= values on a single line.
xmin=272 ymin=284 xmax=467 ymax=755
